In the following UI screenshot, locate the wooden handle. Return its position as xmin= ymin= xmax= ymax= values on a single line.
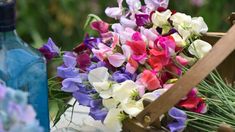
xmin=136 ymin=25 xmax=235 ymax=127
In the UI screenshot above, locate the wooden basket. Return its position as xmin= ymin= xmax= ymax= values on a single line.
xmin=122 ymin=13 xmax=235 ymax=132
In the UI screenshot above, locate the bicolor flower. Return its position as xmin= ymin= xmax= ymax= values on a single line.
xmin=137 ymin=70 xmax=161 ymax=91
xmin=91 ymin=21 xmax=109 ymax=33
xmin=39 ymin=37 xmax=60 ymax=60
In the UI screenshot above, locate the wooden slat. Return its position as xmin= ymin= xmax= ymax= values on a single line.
xmin=135 ymin=25 xmax=235 ymax=127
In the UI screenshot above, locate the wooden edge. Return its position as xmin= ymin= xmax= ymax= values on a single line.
xmin=135 ymin=25 xmax=235 ymax=127
xmin=228 ymin=12 xmax=235 ymax=25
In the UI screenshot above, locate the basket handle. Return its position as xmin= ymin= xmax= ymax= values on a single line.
xmin=135 ymin=25 xmax=235 ymax=127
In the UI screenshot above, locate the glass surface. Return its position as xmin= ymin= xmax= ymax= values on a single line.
xmin=0 ymin=30 xmax=49 ymax=131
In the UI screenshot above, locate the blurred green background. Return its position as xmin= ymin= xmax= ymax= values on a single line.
xmin=16 ymin=0 xmax=234 ymax=50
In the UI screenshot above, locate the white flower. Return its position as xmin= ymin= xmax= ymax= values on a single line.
xmin=151 ymin=9 xmax=172 ymax=27
xmin=191 ymin=17 xmax=208 ymax=34
xmin=103 ymin=98 xmax=120 ymax=110
xmin=142 ymin=89 xmax=167 ymax=101
xmin=112 ymin=80 xmax=138 ymax=103
xmin=171 ymin=12 xmax=208 ymax=39
xmin=104 ymin=108 xmax=123 ymax=132
xmin=121 ymin=99 xmax=144 ymax=117
xmin=88 ymin=67 xmax=109 ymax=84
xmin=171 ymin=33 xmax=186 ymax=47
xmin=88 ymin=67 xmax=113 ymax=99
xmin=171 ymin=12 xmax=192 ymax=27
xmin=188 ymin=39 xmax=212 ymax=58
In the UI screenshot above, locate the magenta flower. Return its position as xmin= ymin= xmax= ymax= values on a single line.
xmin=39 ymin=38 xmax=60 ymax=60
xmin=135 ymin=14 xmax=150 ymax=26
xmin=190 ymin=0 xmax=205 ymax=7
xmin=91 ymin=21 xmax=109 ymax=33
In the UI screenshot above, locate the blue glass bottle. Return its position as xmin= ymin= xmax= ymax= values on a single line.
xmin=0 ymin=0 xmax=49 ymax=131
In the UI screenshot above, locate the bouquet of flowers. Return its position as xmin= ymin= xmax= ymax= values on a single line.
xmin=0 ymin=80 xmax=43 ymax=132
xmin=41 ymin=0 xmax=235 ymax=132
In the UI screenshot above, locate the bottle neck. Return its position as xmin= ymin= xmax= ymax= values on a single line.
xmin=0 ymin=30 xmax=18 ymax=43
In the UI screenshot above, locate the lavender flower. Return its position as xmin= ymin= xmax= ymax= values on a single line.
xmin=39 ymin=38 xmax=60 ymax=60
xmin=57 ymin=52 xmax=79 ymax=78
xmin=112 ymin=71 xmax=135 ymax=83
xmin=168 ymin=107 xmax=187 ymax=132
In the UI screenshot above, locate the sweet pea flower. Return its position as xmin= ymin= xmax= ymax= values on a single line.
xmin=126 ymin=40 xmax=147 ymax=64
xmin=126 ymin=57 xmax=139 ymax=74
xmin=105 ymin=7 xmax=123 ymax=19
xmin=188 ymin=39 xmax=212 ymax=58
xmin=57 ymin=52 xmax=79 ymax=78
xmin=107 ymin=53 xmax=126 ymax=67
xmin=178 ymin=88 xmax=208 ymax=114
xmin=77 ymin=53 xmax=91 ymax=71
xmin=61 ymin=76 xmax=83 ymax=92
xmin=171 ymin=33 xmax=186 ymax=47
xmin=168 ymin=107 xmax=187 ymax=132
xmin=135 ymin=14 xmax=150 ymax=26
xmin=91 ymin=21 xmax=109 ymax=33
xmin=120 ymin=16 xmax=137 ymax=29
xmin=112 ymin=80 xmax=138 ymax=103
xmin=88 ymin=67 xmax=113 ymax=99
xmin=89 ymin=108 xmax=108 ymax=121
xmin=39 ymin=38 xmax=60 ymax=61
xmin=144 ymin=0 xmax=169 ymax=11
xmin=112 ymin=71 xmax=134 ymax=83
xmin=126 ymin=0 xmax=142 ymax=13
xmin=191 ymin=17 xmax=208 ymax=34
xmin=151 ymin=9 xmax=172 ymax=28
xmin=103 ymin=98 xmax=120 ymax=110
xmin=120 ymin=98 xmax=144 ymax=117
xmin=103 ymin=108 xmax=123 ymax=132
xmin=137 ymin=70 xmax=161 ymax=91
xmin=148 ymin=49 xmax=169 ymax=71
xmin=84 ymin=35 xmax=102 ymax=49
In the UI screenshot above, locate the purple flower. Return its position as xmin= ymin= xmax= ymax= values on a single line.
xmin=39 ymin=38 xmax=60 ymax=60
xmin=73 ymin=91 xmax=93 ymax=107
xmin=89 ymin=108 xmax=108 ymax=122
xmin=135 ymin=14 xmax=150 ymax=26
xmin=112 ymin=71 xmax=135 ymax=83
xmin=168 ymin=107 xmax=187 ymax=132
xmin=57 ymin=52 xmax=79 ymax=78
xmin=84 ymin=35 xmax=102 ymax=49
xmin=61 ymin=77 xmax=82 ymax=92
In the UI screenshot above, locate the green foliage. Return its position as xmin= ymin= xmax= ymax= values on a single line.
xmin=16 ymin=0 xmax=234 ymax=49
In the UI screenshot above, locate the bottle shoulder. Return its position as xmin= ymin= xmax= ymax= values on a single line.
xmin=0 ymin=37 xmax=46 ymax=80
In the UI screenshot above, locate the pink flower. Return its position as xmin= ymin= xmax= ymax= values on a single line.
xmin=126 ymin=58 xmax=138 ymax=74
xmin=108 ymin=53 xmax=126 ymax=67
xmin=120 ymin=16 xmax=137 ymax=29
xmin=91 ymin=21 xmax=109 ymax=33
xmin=176 ymin=56 xmax=188 ymax=66
xmin=139 ymin=70 xmax=161 ymax=91
xmin=155 ymin=36 xmax=176 ymax=57
xmin=126 ymin=40 xmax=147 ymax=63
